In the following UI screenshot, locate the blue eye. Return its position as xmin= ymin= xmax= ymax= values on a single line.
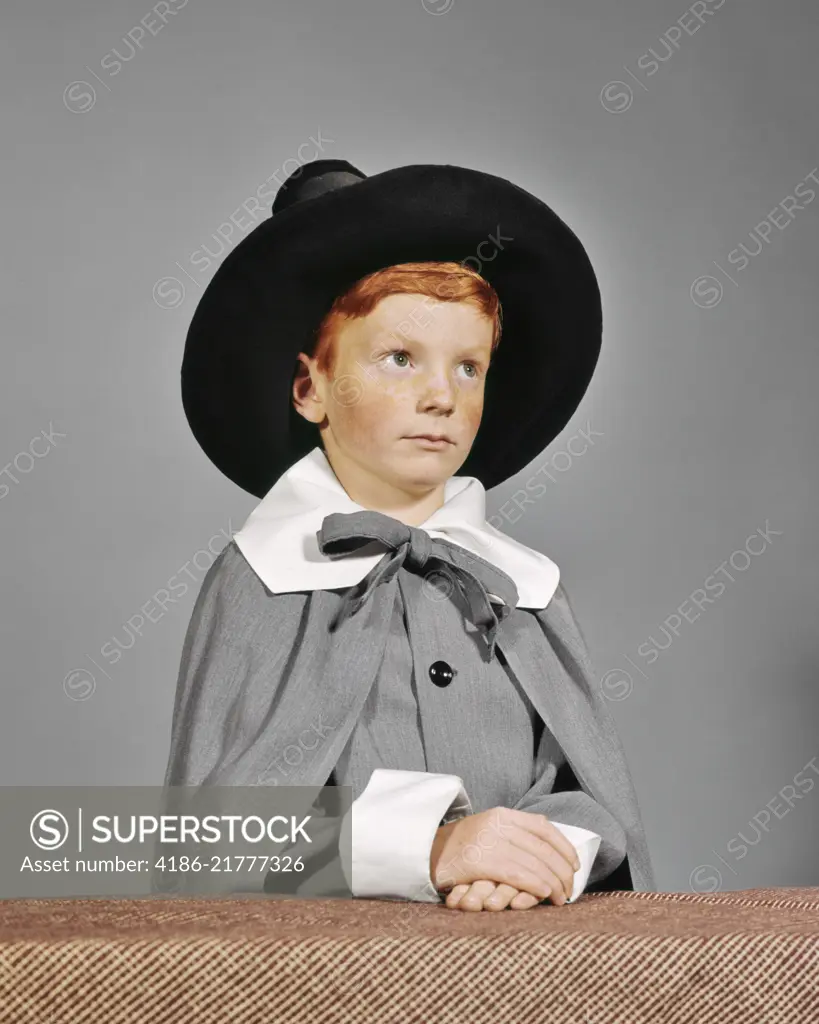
xmin=381 ymin=350 xmax=482 ymax=378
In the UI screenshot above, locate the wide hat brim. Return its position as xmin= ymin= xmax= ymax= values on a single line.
xmin=181 ymin=161 xmax=602 ymax=497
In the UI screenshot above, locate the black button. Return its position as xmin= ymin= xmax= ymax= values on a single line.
xmin=429 ymin=660 xmax=454 ymax=687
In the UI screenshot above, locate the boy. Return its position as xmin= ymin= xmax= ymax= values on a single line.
xmin=164 ymin=158 xmax=656 ymax=911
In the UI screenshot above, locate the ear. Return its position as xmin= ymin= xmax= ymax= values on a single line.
xmin=292 ymin=353 xmax=325 ymax=425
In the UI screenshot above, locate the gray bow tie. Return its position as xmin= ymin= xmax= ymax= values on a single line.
xmin=316 ymin=510 xmax=519 ymax=659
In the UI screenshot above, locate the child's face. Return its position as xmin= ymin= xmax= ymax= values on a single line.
xmin=299 ymin=293 xmax=495 ymax=489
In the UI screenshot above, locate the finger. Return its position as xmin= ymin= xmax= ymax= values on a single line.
xmin=505 ymin=826 xmax=577 ymax=901
xmin=454 ymin=841 xmax=558 ymax=903
xmin=445 ymin=884 xmax=471 ymax=909
xmin=486 ymin=837 xmax=568 ymax=904
xmin=510 ymin=890 xmax=541 ymax=910
xmin=483 ymin=883 xmax=520 ymax=911
xmin=510 ymin=810 xmax=581 ymax=871
xmin=457 ymin=880 xmax=498 ymax=912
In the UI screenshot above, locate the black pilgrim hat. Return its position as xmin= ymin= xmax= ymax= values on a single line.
xmin=181 ymin=158 xmax=602 ymax=497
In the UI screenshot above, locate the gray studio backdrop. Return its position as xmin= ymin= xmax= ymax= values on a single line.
xmin=2 ymin=0 xmax=817 ymax=895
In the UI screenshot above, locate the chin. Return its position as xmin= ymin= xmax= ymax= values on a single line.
xmin=399 ymin=455 xmax=458 ymax=483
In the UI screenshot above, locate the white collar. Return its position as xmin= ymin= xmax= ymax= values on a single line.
xmin=233 ymin=447 xmax=560 ymax=609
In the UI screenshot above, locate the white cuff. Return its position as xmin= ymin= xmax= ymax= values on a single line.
xmin=549 ymin=821 xmax=602 ymax=902
xmin=339 ymin=769 xmax=472 ymax=902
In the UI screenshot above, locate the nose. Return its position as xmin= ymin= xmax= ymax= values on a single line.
xmin=417 ymin=369 xmax=456 ymax=412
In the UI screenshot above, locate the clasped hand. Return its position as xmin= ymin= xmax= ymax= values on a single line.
xmin=429 ymin=806 xmax=580 ymax=912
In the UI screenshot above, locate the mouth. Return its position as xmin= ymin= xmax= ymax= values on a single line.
xmin=405 ymin=434 xmax=455 ymax=448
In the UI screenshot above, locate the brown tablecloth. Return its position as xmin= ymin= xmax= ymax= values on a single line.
xmin=1 ymin=887 xmax=818 ymax=1023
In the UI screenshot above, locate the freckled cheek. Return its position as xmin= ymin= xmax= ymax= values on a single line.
xmin=461 ymin=392 xmax=485 ymax=433
xmin=335 ymin=384 xmax=406 ymax=441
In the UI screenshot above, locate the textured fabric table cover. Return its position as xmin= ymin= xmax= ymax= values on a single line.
xmin=1 ymin=887 xmax=818 ymax=1023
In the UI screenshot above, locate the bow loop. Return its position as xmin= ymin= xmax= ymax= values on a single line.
xmin=318 ymin=510 xmax=430 ymax=568
xmin=316 ymin=510 xmax=519 ymax=658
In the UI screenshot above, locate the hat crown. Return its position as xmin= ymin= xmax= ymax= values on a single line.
xmin=271 ymin=159 xmax=366 ymax=215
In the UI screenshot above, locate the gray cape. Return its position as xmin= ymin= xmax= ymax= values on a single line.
xmin=160 ymin=517 xmax=656 ymax=898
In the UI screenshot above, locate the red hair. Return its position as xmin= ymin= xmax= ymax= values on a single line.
xmin=308 ymin=261 xmax=502 ymax=377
